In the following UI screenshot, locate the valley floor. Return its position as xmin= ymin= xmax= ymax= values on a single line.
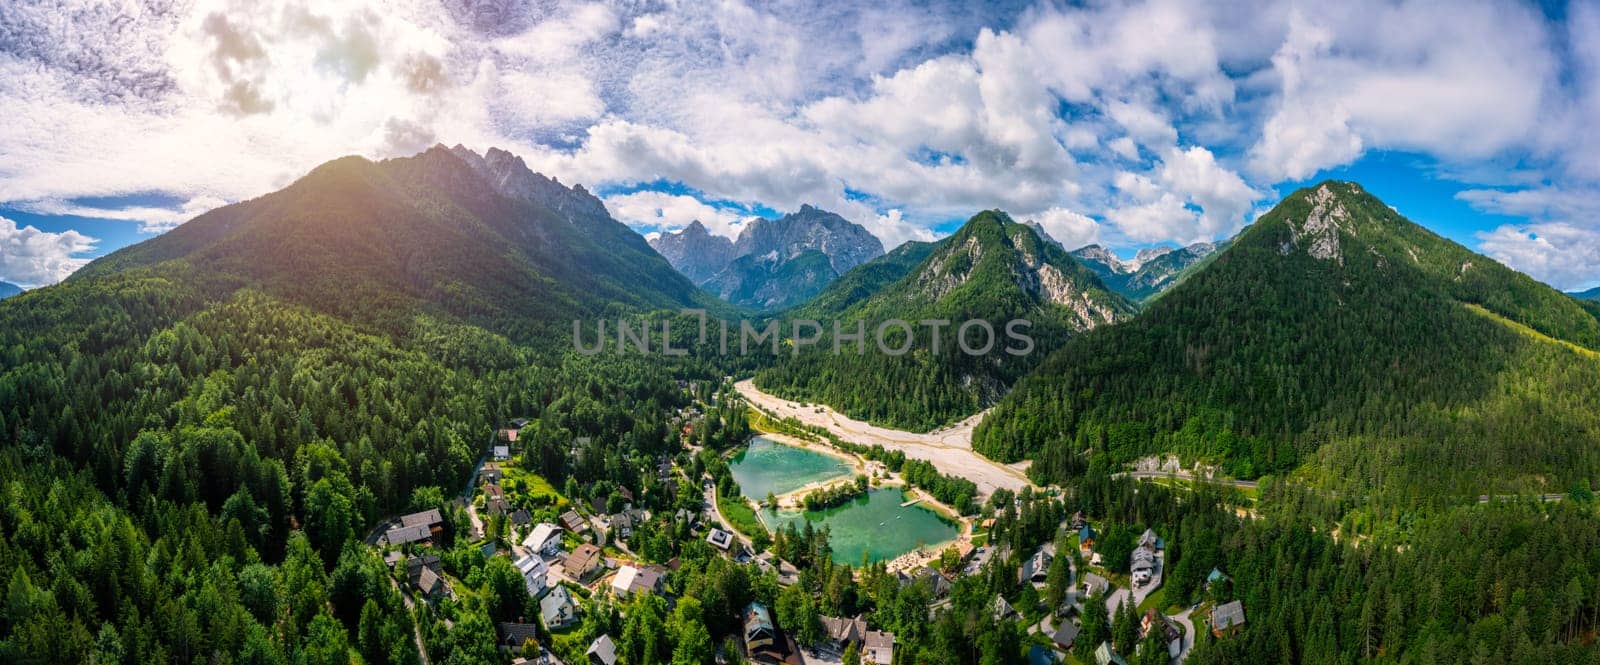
xmin=736 ymin=379 xmax=1034 ymax=499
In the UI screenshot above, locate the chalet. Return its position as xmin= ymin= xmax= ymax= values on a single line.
xmin=992 ymin=595 xmax=1019 ymax=621
xmin=540 ymin=585 xmax=579 ymax=630
xmin=496 ymin=622 xmax=541 ymax=651
xmin=493 ymin=445 xmax=511 ymax=461
xmin=383 ymin=550 xmax=404 ymax=568
xmin=484 ymin=484 xmax=511 ymax=516
xmin=523 ymin=523 xmax=564 ymax=557
xmin=405 ymin=554 xmax=447 ymax=599
xmin=386 ymin=508 xmax=445 ymax=545
xmin=1078 ymin=524 xmax=1097 ymax=552
xmin=516 ymin=553 xmax=550 ymax=598
xmin=384 ymin=524 xmax=433 ymax=546
xmin=499 ymin=429 xmax=520 ymax=443
xmin=608 ymin=512 xmax=635 ymax=540
xmin=610 ymin=565 xmax=664 ymax=599
xmin=1140 ymin=609 xmax=1182 ymax=659
xmin=1212 ymin=600 xmax=1247 ymax=637
xmin=1082 ymin=573 xmax=1109 ymax=599
xmin=563 ymin=544 xmax=604 ymax=582
xmin=1130 ymin=547 xmax=1157 ymax=587
xmin=1069 ymin=511 xmax=1087 ymax=530
xmin=481 ymin=462 xmax=503 ymax=485
xmin=1051 ymin=620 xmax=1081 ymax=651
xmin=706 ymin=528 xmax=734 ymax=550
xmin=586 ymin=634 xmax=618 ymax=665
xmin=819 ymin=615 xmax=895 ymax=665
xmin=560 ymin=510 xmax=588 ymax=533
xmin=1138 ymin=528 xmax=1162 ymax=551
xmin=743 ymin=602 xmax=780 ymax=662
xmin=509 ymin=509 xmax=533 ymax=530
xmin=898 ymin=566 xmax=952 ymax=599
xmin=1093 ymin=642 xmax=1128 ymax=665
xmin=1021 ymin=548 xmax=1052 ymax=584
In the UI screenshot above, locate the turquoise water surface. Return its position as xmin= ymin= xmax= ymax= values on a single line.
xmin=759 ymin=488 xmax=960 ymax=565
xmin=728 ymin=436 xmax=853 ymax=499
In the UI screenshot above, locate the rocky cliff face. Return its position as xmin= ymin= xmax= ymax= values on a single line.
xmin=649 ymin=204 xmax=884 ymax=310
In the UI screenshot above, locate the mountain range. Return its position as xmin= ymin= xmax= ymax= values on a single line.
xmin=75 ymin=145 xmax=717 ymax=339
xmin=1069 ymin=241 xmax=1224 ymax=301
xmin=976 ymin=181 xmax=1600 ymax=509
xmin=754 ymin=210 xmax=1133 ymax=431
xmin=0 ymin=281 xmax=20 ymax=299
xmin=649 ymin=205 xmax=883 ymax=310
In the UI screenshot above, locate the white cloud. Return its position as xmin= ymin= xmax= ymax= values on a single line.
xmin=603 ymin=191 xmax=749 ymax=238
xmin=1477 ymin=222 xmax=1600 ymax=291
xmin=1030 ymin=207 xmax=1101 ymax=251
xmin=0 ymin=216 xmax=98 ymax=287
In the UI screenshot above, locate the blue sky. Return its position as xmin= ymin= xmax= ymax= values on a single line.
xmin=2 ymin=1 xmax=1599 ymax=291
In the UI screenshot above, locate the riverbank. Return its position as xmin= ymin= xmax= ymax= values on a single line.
xmin=736 ymin=379 xmax=1034 ymax=500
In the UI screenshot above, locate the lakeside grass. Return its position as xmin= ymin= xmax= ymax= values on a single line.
xmin=717 ymin=493 xmax=767 ymax=539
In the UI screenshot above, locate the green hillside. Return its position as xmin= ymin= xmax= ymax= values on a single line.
xmin=975 ymin=181 xmax=1600 ymax=510
xmin=756 ymin=210 xmax=1133 ymax=431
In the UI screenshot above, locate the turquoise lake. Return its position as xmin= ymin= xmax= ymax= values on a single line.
xmin=728 ymin=436 xmax=853 ymax=499
xmin=759 ymin=488 xmax=960 ymax=565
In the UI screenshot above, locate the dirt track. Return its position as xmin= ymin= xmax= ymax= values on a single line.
xmin=735 ymin=380 xmax=1033 ymax=499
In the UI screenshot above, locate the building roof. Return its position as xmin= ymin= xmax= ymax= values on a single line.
xmin=1022 ymin=549 xmax=1052 ymax=581
xmin=1207 ymin=568 xmax=1229 ymax=584
xmin=1079 ymin=524 xmax=1096 ymax=542
xmin=541 ymin=586 xmax=577 ymax=624
xmin=401 ymin=509 xmax=444 ymax=528
xmin=744 ymin=602 xmax=775 ymax=637
xmin=516 ymin=554 xmax=548 ymax=577
xmin=586 ymin=634 xmax=617 ymax=665
xmin=611 ymin=565 xmax=663 ymax=597
xmin=1138 ymin=528 xmax=1159 ymax=549
xmin=560 ymin=510 xmax=587 ymax=531
xmin=497 ymin=622 xmax=541 ymax=648
xmin=1213 ymin=601 xmax=1247 ymax=630
xmin=1052 ymin=620 xmax=1080 ymax=647
xmin=820 ymin=615 xmax=867 ymax=644
xmin=1093 ymin=642 xmax=1127 ymax=665
xmin=992 ymin=594 xmax=1018 ymax=620
xmin=565 ymin=544 xmax=603 ymax=577
xmin=384 ymin=524 xmax=433 ymax=546
xmin=416 ymin=566 xmax=443 ymax=594
xmin=1083 ymin=573 xmax=1109 ymax=596
xmin=523 ymin=523 xmax=563 ymax=551
xmin=706 ymin=528 xmax=733 ymax=550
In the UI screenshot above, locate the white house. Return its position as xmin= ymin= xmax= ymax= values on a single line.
xmin=522 ymin=523 xmax=564 ymax=557
xmin=515 ymin=553 xmax=549 ymax=598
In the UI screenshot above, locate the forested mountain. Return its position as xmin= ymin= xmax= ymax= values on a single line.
xmin=756 ymin=210 xmax=1134 ymax=431
xmin=650 ymin=205 xmax=883 ymax=310
xmin=0 ymin=280 xmax=21 ymax=298
xmin=1070 ymin=241 xmax=1224 ymax=301
xmin=0 ymin=146 xmax=743 ymax=664
xmin=976 ymin=181 xmax=1600 ymax=513
xmin=795 ymin=239 xmax=942 ymax=316
xmin=77 ymin=145 xmax=720 ymax=339
xmin=1573 ymin=286 xmax=1600 ymax=301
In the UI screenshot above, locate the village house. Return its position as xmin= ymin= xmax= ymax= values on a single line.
xmin=1093 ymin=641 xmax=1128 ymax=665
xmin=1212 ymin=600 xmax=1247 ymax=637
xmin=706 ymin=527 xmax=734 ymax=550
xmin=523 ymin=523 xmax=564 ymax=557
xmin=1078 ymin=524 xmax=1097 ymax=552
xmin=1020 ymin=547 xmax=1052 ymax=584
xmin=1082 ymin=573 xmax=1109 ymax=599
xmin=992 ymin=595 xmax=1019 ymax=622
xmin=610 ymin=564 xmax=664 ymax=599
xmin=1052 ymin=620 xmax=1081 ymax=651
xmin=586 ymin=634 xmax=618 ymax=665
xmin=743 ymin=602 xmax=783 ymax=663
xmin=1140 ymin=609 xmax=1182 ymax=659
xmin=563 ymin=543 xmax=604 ymax=583
xmin=560 ymin=509 xmax=589 ymax=533
xmin=496 ymin=622 xmax=540 ymax=652
xmin=819 ymin=615 xmax=895 ymax=665
xmin=515 ymin=553 xmax=550 ymax=598
xmin=484 ymin=483 xmax=511 ymax=516
xmin=405 ymin=554 xmax=447 ymax=600
xmin=540 ymin=585 xmax=579 ymax=630
xmin=383 ymin=508 xmax=444 ymax=546
xmin=481 ymin=462 xmax=503 ymax=485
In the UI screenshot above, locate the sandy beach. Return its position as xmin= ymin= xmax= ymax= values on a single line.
xmin=736 ymin=379 xmax=1034 ymax=499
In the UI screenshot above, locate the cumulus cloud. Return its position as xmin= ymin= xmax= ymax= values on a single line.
xmin=1 ymin=0 xmax=1597 ymax=288
xmin=603 ymin=191 xmax=750 ymax=238
xmin=0 ymin=216 xmax=98 ymax=286
xmin=1477 ymin=222 xmax=1600 ymax=291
